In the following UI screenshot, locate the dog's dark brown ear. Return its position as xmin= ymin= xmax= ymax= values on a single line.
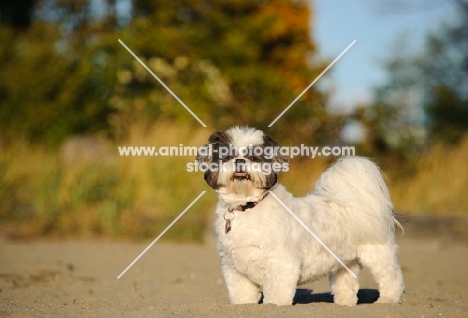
xmin=196 ymin=143 xmax=211 ymax=164
xmin=263 ymin=133 xmax=288 ymax=164
xmin=208 ymin=130 xmax=231 ymax=144
xmin=196 ymin=131 xmax=232 ymax=164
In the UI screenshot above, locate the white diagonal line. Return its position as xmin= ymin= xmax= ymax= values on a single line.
xmin=268 ymin=191 xmax=357 ymax=279
xmin=118 ymin=39 xmax=207 ymax=128
xmin=268 ymin=40 xmax=356 ymax=127
xmin=117 ymin=191 xmax=206 ymax=279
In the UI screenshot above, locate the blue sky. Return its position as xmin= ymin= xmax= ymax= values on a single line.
xmin=313 ymin=0 xmax=455 ymax=113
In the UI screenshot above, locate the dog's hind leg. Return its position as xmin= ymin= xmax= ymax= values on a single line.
xmin=358 ymin=244 xmax=404 ymax=303
xmin=329 ymin=261 xmax=361 ymax=306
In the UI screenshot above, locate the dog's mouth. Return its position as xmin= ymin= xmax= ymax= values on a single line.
xmin=233 ymin=172 xmax=250 ymax=181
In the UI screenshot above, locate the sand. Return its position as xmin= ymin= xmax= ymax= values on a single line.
xmin=1 ymin=219 xmax=468 ymax=318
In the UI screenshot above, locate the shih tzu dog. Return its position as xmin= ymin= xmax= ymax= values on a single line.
xmin=196 ymin=126 xmax=404 ymax=306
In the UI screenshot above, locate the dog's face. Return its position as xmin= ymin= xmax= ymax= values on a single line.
xmin=197 ymin=127 xmax=288 ymax=198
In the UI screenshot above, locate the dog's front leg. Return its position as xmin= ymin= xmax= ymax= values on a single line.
xmin=262 ymin=258 xmax=300 ymax=306
xmin=221 ymin=264 xmax=261 ymax=304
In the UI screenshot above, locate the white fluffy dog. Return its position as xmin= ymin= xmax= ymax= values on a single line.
xmin=197 ymin=126 xmax=404 ymax=306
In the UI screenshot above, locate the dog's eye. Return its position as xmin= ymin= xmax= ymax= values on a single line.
xmin=222 ymin=155 xmax=234 ymax=161
xmin=247 ymin=155 xmax=261 ymax=162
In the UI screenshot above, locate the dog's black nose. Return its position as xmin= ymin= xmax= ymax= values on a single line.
xmin=235 ymin=159 xmax=246 ymax=172
xmin=235 ymin=159 xmax=245 ymax=165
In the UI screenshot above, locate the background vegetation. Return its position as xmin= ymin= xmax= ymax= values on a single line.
xmin=0 ymin=0 xmax=467 ymax=240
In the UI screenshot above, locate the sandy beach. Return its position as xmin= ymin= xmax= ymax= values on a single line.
xmin=1 ymin=218 xmax=468 ymax=318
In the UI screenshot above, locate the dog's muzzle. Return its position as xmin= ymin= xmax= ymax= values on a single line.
xmin=233 ymin=159 xmax=249 ymax=180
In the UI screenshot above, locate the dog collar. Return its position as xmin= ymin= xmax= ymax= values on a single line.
xmin=228 ymin=192 xmax=269 ymax=212
xmin=224 ymin=193 xmax=269 ymax=234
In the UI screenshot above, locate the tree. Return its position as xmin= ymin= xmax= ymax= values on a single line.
xmin=424 ymin=0 xmax=468 ymax=142
xmin=0 ymin=0 xmax=123 ymax=144
xmin=0 ymin=0 xmax=36 ymax=29
xmin=359 ymin=0 xmax=468 ymax=152
xmin=120 ymin=0 xmax=332 ymax=143
xmin=0 ymin=0 xmax=335 ymax=145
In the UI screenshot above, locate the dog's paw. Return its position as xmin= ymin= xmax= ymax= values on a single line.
xmin=333 ymin=295 xmax=358 ymax=306
xmin=263 ymin=299 xmax=293 ymax=306
xmin=375 ymin=296 xmax=402 ymax=304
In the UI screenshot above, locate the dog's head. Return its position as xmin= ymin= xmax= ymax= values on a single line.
xmin=197 ymin=127 xmax=288 ymax=203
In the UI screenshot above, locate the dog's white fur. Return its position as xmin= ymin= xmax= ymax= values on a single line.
xmin=201 ymin=127 xmax=404 ymax=306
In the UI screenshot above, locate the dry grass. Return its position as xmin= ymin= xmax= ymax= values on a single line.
xmin=1 ymin=124 xmax=466 ymax=240
xmin=386 ymin=136 xmax=468 ymax=215
xmin=0 ymin=123 xmax=215 ymax=241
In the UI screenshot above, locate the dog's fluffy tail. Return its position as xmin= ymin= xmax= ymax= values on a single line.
xmin=313 ymin=157 xmax=402 ymax=240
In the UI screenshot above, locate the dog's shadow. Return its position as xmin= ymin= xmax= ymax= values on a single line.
xmin=293 ymin=288 xmax=379 ymax=305
xmin=259 ymin=289 xmax=379 ymax=305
